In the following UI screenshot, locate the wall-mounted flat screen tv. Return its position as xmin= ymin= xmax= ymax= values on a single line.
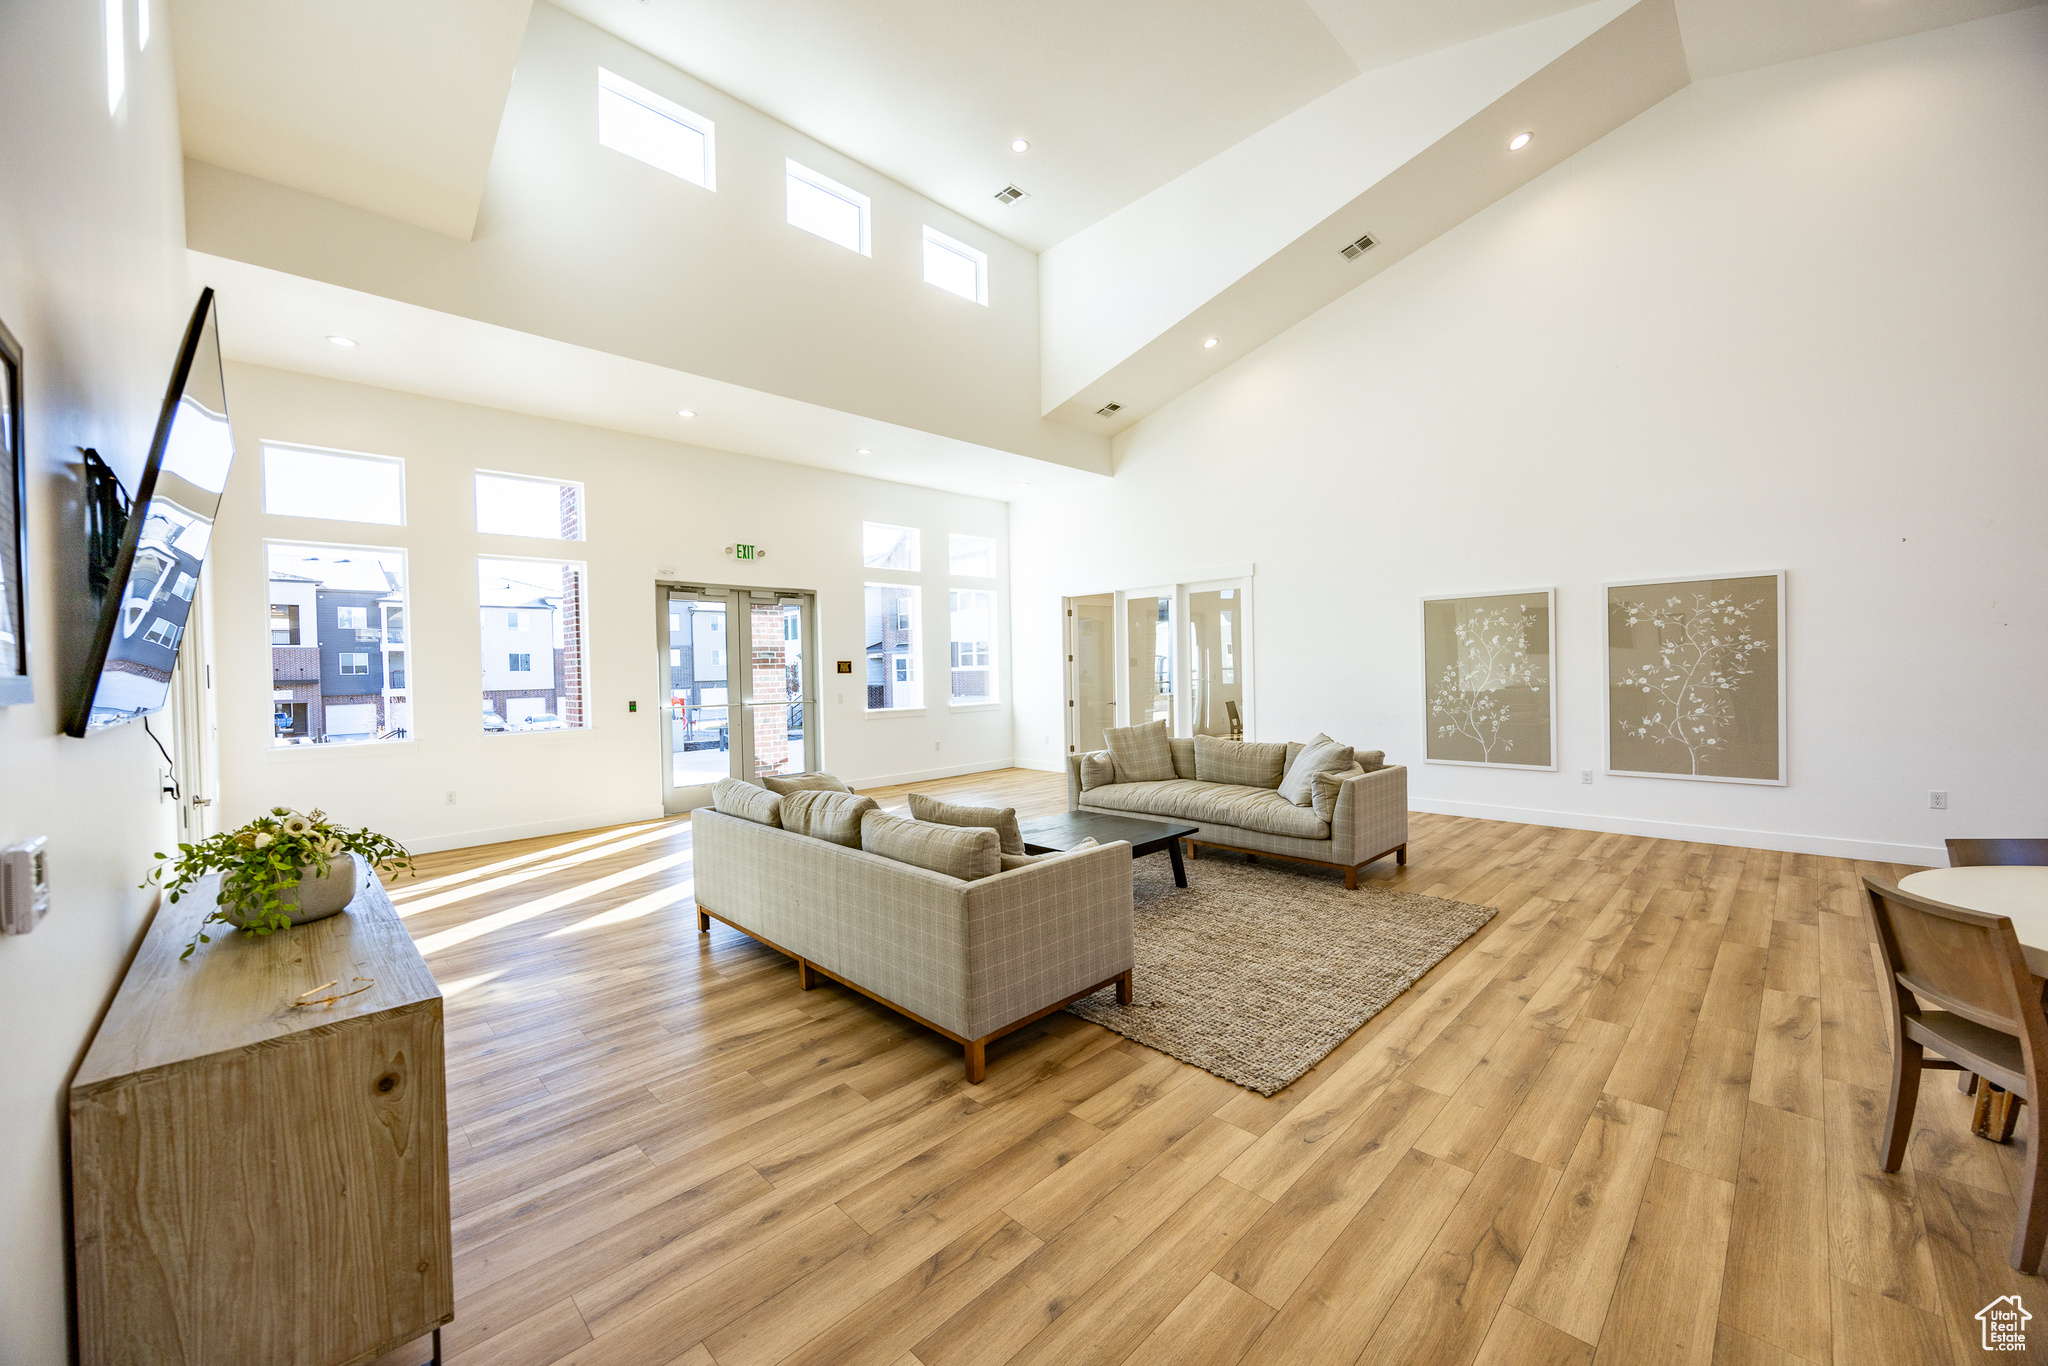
xmin=68 ymin=288 xmax=233 ymax=736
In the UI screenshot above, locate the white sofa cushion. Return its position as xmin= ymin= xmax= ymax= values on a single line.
xmin=1084 ymin=778 xmax=1330 ymax=840
xmin=1279 ymin=733 xmax=1355 ymax=807
xmin=1079 ymin=751 xmax=1118 ymax=790
xmin=763 ymin=770 xmax=853 ymax=796
xmin=1311 ymin=763 xmax=1367 ymax=822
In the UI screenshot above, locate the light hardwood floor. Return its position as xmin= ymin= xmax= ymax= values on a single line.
xmin=367 ymin=769 xmax=2038 ymax=1366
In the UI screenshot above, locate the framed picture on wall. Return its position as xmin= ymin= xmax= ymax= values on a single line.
xmin=1606 ymin=571 xmax=1785 ymax=785
xmin=0 ymin=314 xmax=27 ymax=705
xmin=1421 ymin=588 xmax=1555 ymax=770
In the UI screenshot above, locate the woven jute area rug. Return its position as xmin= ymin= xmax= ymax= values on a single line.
xmin=1067 ymin=851 xmax=1497 ymax=1095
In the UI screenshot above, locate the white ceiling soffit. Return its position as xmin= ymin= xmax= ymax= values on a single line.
xmin=168 ymin=0 xmax=534 ymax=241
xmin=1305 ymin=0 xmax=1601 ymax=71
xmin=547 ymin=0 xmax=1360 ymax=254
xmin=191 ymin=253 xmax=1104 ymax=505
xmin=1041 ymin=0 xmax=1686 ymax=432
xmin=1673 ymin=0 xmax=2045 ymax=80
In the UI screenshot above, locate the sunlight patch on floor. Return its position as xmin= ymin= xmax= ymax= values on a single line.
xmin=413 ymin=850 xmax=693 ymax=957
xmin=396 ymin=824 xmax=682 ymax=920
xmin=547 ymin=879 xmax=696 ymax=936
xmin=389 ymin=819 xmax=673 ymax=903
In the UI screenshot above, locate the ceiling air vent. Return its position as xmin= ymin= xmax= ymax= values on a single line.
xmin=1096 ymin=402 xmax=1122 ymax=417
xmin=1339 ymin=233 xmax=1377 ymax=261
xmin=993 ymin=184 xmax=1030 ymax=205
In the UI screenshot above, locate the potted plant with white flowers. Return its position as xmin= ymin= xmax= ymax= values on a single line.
xmin=146 ymin=807 xmax=416 ymax=960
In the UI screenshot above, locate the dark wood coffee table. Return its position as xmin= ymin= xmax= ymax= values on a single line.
xmin=1019 ymin=811 xmax=1200 ymax=888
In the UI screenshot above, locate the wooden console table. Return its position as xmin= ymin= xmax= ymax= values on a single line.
xmin=70 ymin=859 xmax=452 ymax=1366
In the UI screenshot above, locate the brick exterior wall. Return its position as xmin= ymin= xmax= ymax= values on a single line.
xmin=559 ymin=566 xmax=584 ymax=728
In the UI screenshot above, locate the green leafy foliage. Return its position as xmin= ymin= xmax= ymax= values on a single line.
xmin=145 ymin=808 xmax=416 ymax=960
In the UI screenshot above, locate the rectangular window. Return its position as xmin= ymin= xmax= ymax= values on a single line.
xmin=922 ymin=226 xmax=988 ymax=305
xmin=171 ymin=572 xmax=197 ymax=602
xmin=949 ymin=589 xmax=998 ymax=704
xmin=262 ymin=444 xmax=405 ymax=525
xmin=948 ymin=533 xmax=994 ymax=578
xmin=476 ymin=471 xmax=585 ymax=540
xmin=862 ymin=522 xmax=919 ymax=571
xmin=269 ymin=543 xmax=409 ymax=746
xmin=597 ymin=67 xmax=715 ymax=189
xmin=786 ymin=160 xmax=870 ymax=255
xmin=143 ymin=618 xmax=184 ymax=651
xmin=481 ymin=556 xmax=589 ymax=733
xmin=864 ymin=582 xmax=921 ymax=711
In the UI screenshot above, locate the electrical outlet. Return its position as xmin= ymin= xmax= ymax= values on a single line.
xmin=1581 ymin=769 xmax=1593 ymax=785
xmin=445 ymin=791 xmax=458 ymax=806
xmin=158 ymin=767 xmax=177 ymax=803
xmin=1930 ymin=790 xmax=1948 ymax=810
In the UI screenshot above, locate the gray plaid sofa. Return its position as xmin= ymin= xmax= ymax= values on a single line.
xmin=693 ymin=808 xmax=1134 ymax=1082
xmin=1067 ymin=738 xmax=1408 ymax=889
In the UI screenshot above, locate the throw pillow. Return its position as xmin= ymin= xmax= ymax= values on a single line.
xmin=1310 ymin=763 xmax=1366 ymax=822
xmin=762 ymin=771 xmax=853 ymax=796
xmin=1356 ymin=750 xmax=1388 ymax=772
xmin=860 ymin=811 xmax=1001 ymax=881
xmin=998 ymin=836 xmax=1100 ymax=872
xmin=1194 ymin=734 xmax=1288 ymax=788
xmin=1279 ymin=733 xmax=1356 ymax=807
xmin=1168 ymin=737 xmax=1198 ymax=780
xmin=1079 ymin=751 xmax=1118 ymax=790
xmin=908 ymin=792 xmax=1024 ymax=855
xmin=779 ymin=789 xmax=877 ymax=848
xmin=711 ymin=777 xmax=782 ymax=827
xmin=1104 ymin=720 xmax=1176 ymax=783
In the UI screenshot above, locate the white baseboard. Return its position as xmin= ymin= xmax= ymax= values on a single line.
xmin=401 ymin=804 xmax=667 ymax=855
xmin=847 ymin=758 xmax=1025 ymax=790
xmin=1011 ymin=757 xmax=1065 ymax=774
xmin=1408 ymin=797 xmax=1942 ymax=866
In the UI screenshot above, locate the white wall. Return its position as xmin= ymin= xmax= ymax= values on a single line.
xmin=1012 ymin=10 xmax=2048 ymax=864
xmin=184 ymin=0 xmax=1104 ymax=474
xmin=0 ymin=2 xmax=192 ymax=1361
xmin=212 ymin=364 xmax=1015 ymax=851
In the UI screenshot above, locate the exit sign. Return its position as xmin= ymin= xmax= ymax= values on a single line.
xmin=725 ymin=543 xmax=765 ymax=561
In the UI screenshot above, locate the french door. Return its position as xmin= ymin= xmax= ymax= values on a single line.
xmin=659 ymin=582 xmax=818 ymax=814
xmin=1063 ymin=575 xmax=1253 ymax=753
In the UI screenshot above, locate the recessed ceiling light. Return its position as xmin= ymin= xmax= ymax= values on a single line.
xmin=1203 ymin=337 xmax=1219 ymax=349
xmin=1509 ymin=131 xmax=1533 ymax=151
xmin=856 ymin=447 xmax=873 ymax=455
xmin=1011 ymin=139 xmax=1029 ymax=153
xmin=326 ymin=335 xmax=358 ymax=348
xmin=677 ymin=409 xmax=696 ymax=418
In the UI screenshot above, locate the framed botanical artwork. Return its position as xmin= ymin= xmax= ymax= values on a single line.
xmin=0 ymin=313 xmax=26 ymax=706
xmin=1606 ymin=572 xmax=1785 ymax=785
xmin=1421 ymin=588 xmax=1555 ymax=770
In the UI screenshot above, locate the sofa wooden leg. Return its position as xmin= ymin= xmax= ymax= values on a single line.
xmin=1345 ymin=866 xmax=1358 ymax=891
xmin=1396 ymin=844 xmax=1407 ymax=867
xmin=964 ymin=1039 xmax=987 ymax=1084
xmin=696 ymin=907 xmax=710 ymax=933
xmin=797 ymin=958 xmax=819 ymax=990
xmin=1116 ymin=969 xmax=1133 ymax=1006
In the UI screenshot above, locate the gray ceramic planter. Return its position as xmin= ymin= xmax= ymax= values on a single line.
xmin=222 ymin=857 xmax=361 ymax=928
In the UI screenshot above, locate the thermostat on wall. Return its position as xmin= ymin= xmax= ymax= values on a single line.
xmin=1 ymin=836 xmax=50 ymax=935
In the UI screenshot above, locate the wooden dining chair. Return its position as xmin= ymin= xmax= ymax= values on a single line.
xmin=1947 ymin=838 xmax=2048 ymax=868
xmin=1864 ymin=875 xmax=2048 ymax=1271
